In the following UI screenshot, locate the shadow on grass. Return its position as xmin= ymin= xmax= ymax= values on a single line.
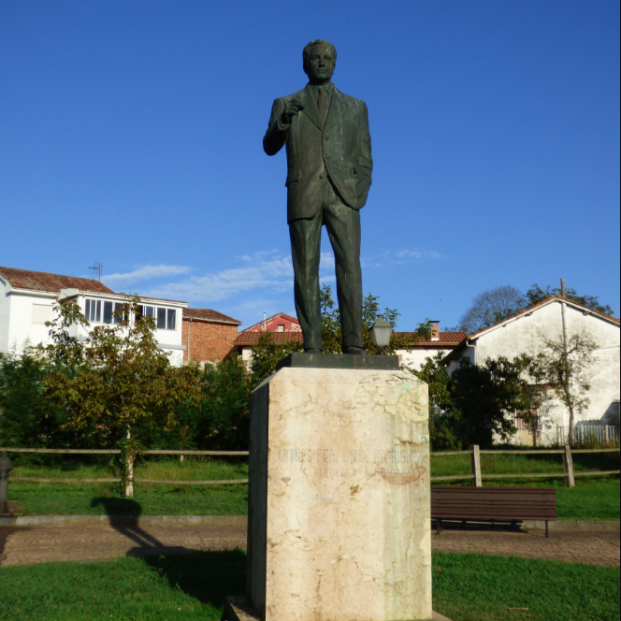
xmin=141 ymin=549 xmax=247 ymax=608
xmin=91 ymin=496 xmax=180 ymax=554
xmin=90 ymin=495 xmax=246 ymax=609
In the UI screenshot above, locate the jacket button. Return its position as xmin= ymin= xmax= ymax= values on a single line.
xmin=324 ymin=135 xmax=329 ymax=141
xmin=325 ymin=154 xmax=331 ymax=159
xmin=319 ymin=173 xmax=326 ymax=179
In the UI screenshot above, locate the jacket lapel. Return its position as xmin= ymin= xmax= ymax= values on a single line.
xmin=300 ymin=85 xmax=321 ymax=130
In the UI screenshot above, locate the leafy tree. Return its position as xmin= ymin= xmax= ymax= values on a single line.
xmin=457 ymin=286 xmax=525 ymax=334
xmin=40 ymin=298 xmax=202 ymax=495
xmin=410 ymin=353 xmax=461 ymax=449
xmin=197 ymin=357 xmax=250 ymax=450
xmin=0 ymin=349 xmax=56 ymax=449
xmin=524 ymin=284 xmax=614 ymax=316
xmin=528 ymin=331 xmax=598 ymax=445
xmin=410 ymin=354 xmax=533 ymax=449
xmin=247 ymin=331 xmax=303 ymax=390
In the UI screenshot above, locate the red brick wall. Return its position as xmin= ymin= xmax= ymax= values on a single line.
xmin=182 ymin=320 xmax=238 ymax=363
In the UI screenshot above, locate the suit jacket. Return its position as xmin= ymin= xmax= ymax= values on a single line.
xmin=263 ymin=84 xmax=373 ymax=223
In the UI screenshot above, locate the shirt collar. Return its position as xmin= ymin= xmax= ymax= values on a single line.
xmin=308 ymin=82 xmax=334 ymax=97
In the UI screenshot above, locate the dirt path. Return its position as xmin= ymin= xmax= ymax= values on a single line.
xmin=0 ymin=523 xmax=619 ymax=568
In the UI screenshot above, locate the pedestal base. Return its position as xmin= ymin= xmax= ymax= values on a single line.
xmin=224 ymin=597 xmax=453 ymax=621
xmin=245 ymin=367 xmax=432 ymax=621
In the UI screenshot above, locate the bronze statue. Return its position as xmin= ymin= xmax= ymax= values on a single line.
xmin=263 ymin=40 xmax=373 ymax=354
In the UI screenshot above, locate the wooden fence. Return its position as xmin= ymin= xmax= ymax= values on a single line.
xmin=1 ymin=445 xmax=619 ymax=489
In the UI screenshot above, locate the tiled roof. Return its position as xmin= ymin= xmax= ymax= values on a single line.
xmin=234 ymin=331 xmax=304 ymax=346
xmin=467 ymin=295 xmax=619 ymax=339
xmin=394 ymin=331 xmax=467 ymax=347
xmin=183 ymin=308 xmax=241 ymax=325
xmin=0 ymin=266 xmax=114 ymax=294
xmin=242 ymin=312 xmax=300 ymax=332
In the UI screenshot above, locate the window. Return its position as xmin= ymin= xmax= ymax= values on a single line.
xmin=155 ymin=307 xmax=176 ymax=330
xmin=103 ymin=301 xmax=113 ymax=324
xmin=85 ymin=299 xmax=101 ymax=323
xmin=515 ymin=408 xmax=540 ymax=430
xmin=157 ymin=308 xmax=166 ymax=329
xmin=277 ymin=324 xmax=285 ymax=332
xmin=113 ymin=302 xmax=124 ymax=324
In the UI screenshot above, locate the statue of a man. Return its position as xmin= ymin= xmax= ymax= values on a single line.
xmin=263 ymin=39 xmax=373 ymax=354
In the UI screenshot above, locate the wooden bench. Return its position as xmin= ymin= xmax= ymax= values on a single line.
xmin=431 ymin=487 xmax=557 ymax=538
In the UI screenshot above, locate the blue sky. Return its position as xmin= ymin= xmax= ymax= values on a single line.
xmin=1 ymin=0 xmax=619 ymax=330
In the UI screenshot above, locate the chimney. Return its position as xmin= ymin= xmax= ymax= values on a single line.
xmin=430 ymin=320 xmax=440 ymax=342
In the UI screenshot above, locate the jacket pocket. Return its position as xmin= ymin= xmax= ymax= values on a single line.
xmin=285 ymin=172 xmax=300 ymax=186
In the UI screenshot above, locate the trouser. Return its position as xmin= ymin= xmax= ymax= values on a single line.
xmin=289 ymin=180 xmax=363 ymax=352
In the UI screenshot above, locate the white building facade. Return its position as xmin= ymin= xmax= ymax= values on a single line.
xmin=448 ymin=296 xmax=620 ymax=445
xmin=0 ymin=267 xmax=187 ymax=366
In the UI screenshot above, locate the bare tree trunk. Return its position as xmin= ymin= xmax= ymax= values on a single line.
xmin=568 ymin=405 xmax=575 ymax=446
xmin=125 ymin=427 xmax=134 ymax=498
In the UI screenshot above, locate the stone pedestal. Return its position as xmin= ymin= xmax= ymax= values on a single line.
xmin=245 ymin=367 xmax=432 ymax=621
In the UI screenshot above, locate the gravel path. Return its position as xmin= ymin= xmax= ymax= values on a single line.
xmin=0 ymin=523 xmax=618 ymax=567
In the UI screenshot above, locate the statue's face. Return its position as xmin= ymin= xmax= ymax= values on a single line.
xmin=305 ymin=44 xmax=335 ymax=83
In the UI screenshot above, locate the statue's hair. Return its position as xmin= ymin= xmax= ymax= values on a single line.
xmin=302 ymin=39 xmax=337 ymax=65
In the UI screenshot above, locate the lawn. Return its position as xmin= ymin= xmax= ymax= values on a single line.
xmin=0 ymin=552 xmax=618 ymax=621
xmin=6 ymin=452 xmax=619 ymax=520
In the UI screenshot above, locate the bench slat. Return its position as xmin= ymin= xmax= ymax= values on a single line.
xmin=431 ymin=486 xmax=558 ymax=522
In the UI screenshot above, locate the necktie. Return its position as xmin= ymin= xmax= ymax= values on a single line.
xmin=317 ymin=86 xmax=327 ymax=126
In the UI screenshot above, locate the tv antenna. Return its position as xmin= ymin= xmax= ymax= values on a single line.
xmin=89 ymin=263 xmax=103 ymax=282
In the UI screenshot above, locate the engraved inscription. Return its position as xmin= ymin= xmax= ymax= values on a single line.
xmin=275 ymin=447 xmax=426 ymax=482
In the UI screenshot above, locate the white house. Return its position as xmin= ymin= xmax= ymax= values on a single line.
xmin=0 ymin=266 xmax=187 ymax=366
xmin=447 ymin=296 xmax=620 ymax=445
xmin=396 ymin=321 xmax=467 ymax=371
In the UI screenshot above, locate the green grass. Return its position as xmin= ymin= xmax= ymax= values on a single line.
xmin=0 ymin=551 xmax=246 ymax=621
xmin=0 ymin=552 xmax=618 ymax=621
xmin=6 ymin=453 xmax=619 ymax=520
xmin=432 ymin=552 xmax=620 ymax=621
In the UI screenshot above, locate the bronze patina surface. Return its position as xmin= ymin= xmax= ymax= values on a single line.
xmin=264 ymin=40 xmax=372 ymax=355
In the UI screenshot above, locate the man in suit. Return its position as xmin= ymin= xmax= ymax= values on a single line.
xmin=263 ymin=39 xmax=373 ymax=354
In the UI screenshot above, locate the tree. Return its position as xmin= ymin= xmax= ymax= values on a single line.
xmin=528 ymin=331 xmax=598 ymax=445
xmin=457 ymin=286 xmax=525 ymax=334
xmin=524 ymin=284 xmax=614 ymax=316
xmin=40 ymin=297 xmax=202 ymax=496
xmin=197 ymin=357 xmax=250 ymax=450
xmin=410 ymin=354 xmax=534 ymax=449
xmin=457 ymin=283 xmax=615 ymax=335
xmin=0 ymin=348 xmax=63 ymax=450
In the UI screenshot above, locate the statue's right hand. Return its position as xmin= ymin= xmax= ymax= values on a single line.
xmin=281 ymin=97 xmax=305 ymax=125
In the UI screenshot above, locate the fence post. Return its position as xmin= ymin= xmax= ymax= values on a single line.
xmin=0 ymin=451 xmax=14 ymax=513
xmin=470 ymin=444 xmax=482 ymax=487
xmin=563 ymin=444 xmax=575 ymax=488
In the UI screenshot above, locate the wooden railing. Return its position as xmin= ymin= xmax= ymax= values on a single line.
xmin=2 ymin=445 xmax=619 ymax=489
xmin=432 ymin=445 xmax=620 ymax=488
xmin=1 ymin=448 xmax=249 ymax=486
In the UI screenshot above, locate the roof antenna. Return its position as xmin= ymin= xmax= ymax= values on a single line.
xmin=89 ymin=263 xmax=102 ymax=281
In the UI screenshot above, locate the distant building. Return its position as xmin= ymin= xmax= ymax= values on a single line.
xmin=182 ymin=308 xmax=241 ymax=365
xmin=233 ymin=313 xmax=303 ymax=365
xmin=395 ymin=321 xmax=467 ymax=371
xmin=447 ymin=296 xmax=620 ymax=445
xmin=0 ymin=266 xmax=238 ymax=367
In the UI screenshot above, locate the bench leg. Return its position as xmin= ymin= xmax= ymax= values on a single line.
xmin=436 ymin=519 xmax=442 ymax=535
xmin=545 ymin=520 xmax=549 ymax=539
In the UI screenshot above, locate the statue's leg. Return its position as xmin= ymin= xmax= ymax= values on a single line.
xmin=289 ymin=213 xmax=323 ymax=352
xmin=324 ymin=192 xmax=363 ymax=352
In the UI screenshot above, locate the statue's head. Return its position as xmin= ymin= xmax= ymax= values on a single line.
xmin=303 ymin=39 xmax=337 ymax=84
